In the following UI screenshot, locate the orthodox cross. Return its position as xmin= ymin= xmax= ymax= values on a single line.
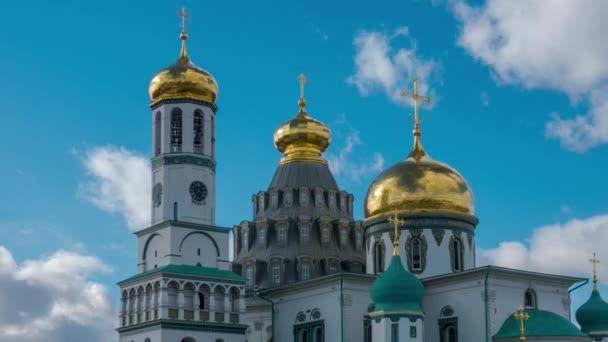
xmin=177 ymin=6 xmax=192 ymax=33
xmin=298 ymin=73 xmax=307 ymax=99
xmin=401 ymin=78 xmax=431 ymax=128
xmin=590 ymin=252 xmax=600 ymax=289
xmin=387 ymin=212 xmax=406 ymax=255
xmin=514 ymin=306 xmax=529 ymax=342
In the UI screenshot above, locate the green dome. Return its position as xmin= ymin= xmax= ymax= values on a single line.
xmin=493 ymin=309 xmax=587 ymax=340
xmin=370 ymin=255 xmax=424 ymax=313
xmin=576 ymin=289 xmax=608 ymax=336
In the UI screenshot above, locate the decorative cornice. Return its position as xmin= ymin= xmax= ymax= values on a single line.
xmin=135 ymin=220 xmax=231 ymax=237
xmin=149 ymin=97 xmax=219 ymax=112
xmin=152 ymin=153 xmax=216 ymax=172
xmin=116 ymin=319 xmax=247 ymax=334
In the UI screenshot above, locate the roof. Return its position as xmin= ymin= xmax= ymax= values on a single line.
xmin=268 ymin=160 xmax=339 ymax=191
xmin=370 ymin=255 xmax=424 ymax=313
xmin=118 ymin=264 xmax=244 ymax=284
xmin=493 ymin=309 xmax=587 ymax=340
xmin=576 ymin=289 xmax=608 ymax=335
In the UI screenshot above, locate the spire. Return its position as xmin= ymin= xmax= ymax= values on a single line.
xmin=590 ymin=252 xmax=601 ymax=291
xmin=177 ymin=6 xmax=192 ymax=63
xmin=401 ymin=78 xmax=431 ymax=160
xmin=514 ymin=306 xmax=530 ymax=341
xmin=297 ymin=73 xmax=308 ymax=116
xmin=387 ymin=212 xmax=406 ymax=256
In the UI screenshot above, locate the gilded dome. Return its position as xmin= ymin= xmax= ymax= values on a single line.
xmin=364 ymin=129 xmax=474 ymax=218
xmin=273 ymin=79 xmax=331 ymax=164
xmin=149 ymin=33 xmax=218 ymax=106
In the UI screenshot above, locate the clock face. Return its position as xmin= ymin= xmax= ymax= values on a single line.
xmin=189 ymin=181 xmax=207 ymax=205
xmin=153 ymin=183 xmax=162 ymax=207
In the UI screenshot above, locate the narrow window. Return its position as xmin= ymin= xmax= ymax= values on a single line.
xmin=412 ymin=238 xmax=422 ymax=271
xmin=154 ymin=112 xmax=161 ymax=156
xmin=445 ymin=326 xmax=457 ymax=342
xmin=374 ymin=242 xmax=385 ymax=274
xmin=314 ymin=326 xmax=323 ymax=342
xmin=301 ymin=263 xmax=310 ymax=281
xmin=197 ymin=248 xmax=201 ymax=256
xmin=321 ymin=228 xmax=330 ymax=243
xmin=173 ymin=202 xmax=178 ymax=220
xmin=278 ymin=226 xmax=287 ymax=242
xmin=193 ymin=111 xmax=203 ymax=153
xmin=410 ymin=326 xmax=417 ymax=338
xmin=170 ymin=108 xmax=182 ymax=152
xmin=243 ymin=230 xmax=249 ymax=249
xmin=230 ymin=288 xmax=239 ymax=312
xmin=211 ymin=115 xmax=215 ymax=159
xmin=301 ymin=227 xmax=310 ymax=242
xmin=452 ymin=239 xmax=463 ymax=272
xmin=154 ymin=250 xmax=157 ymax=258
xmin=340 ymin=229 xmax=347 ymax=246
xmin=198 ymin=292 xmax=205 ymax=309
xmin=524 ymin=289 xmax=536 ymax=309
xmin=391 ymin=323 xmax=399 ymax=342
xmin=245 ymin=266 xmax=253 ymax=286
xmin=272 ymin=264 xmax=281 ymax=285
xmin=258 ymin=229 xmax=265 ymax=244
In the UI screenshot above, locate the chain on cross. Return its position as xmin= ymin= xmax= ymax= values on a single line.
xmin=401 ymin=78 xmax=431 ymax=129
xmin=387 ymin=211 xmax=406 ymax=255
xmin=514 ymin=306 xmax=529 ymax=341
xmin=177 ymin=6 xmax=192 ymax=34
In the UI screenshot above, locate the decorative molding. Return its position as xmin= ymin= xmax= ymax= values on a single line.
xmin=152 ymin=154 xmax=216 ymax=172
xmin=432 ymin=229 xmax=445 ymax=246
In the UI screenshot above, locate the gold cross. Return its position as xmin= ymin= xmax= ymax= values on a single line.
xmin=401 ymin=78 xmax=431 ymax=128
xmin=514 ymin=306 xmax=529 ymax=341
xmin=590 ymin=252 xmax=600 ymax=289
xmin=177 ymin=6 xmax=192 ymax=34
xmin=387 ymin=211 xmax=406 ymax=255
xmin=297 ymin=73 xmax=307 ymax=99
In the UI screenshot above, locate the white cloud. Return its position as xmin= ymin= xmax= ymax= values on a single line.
xmin=79 ymin=146 xmax=150 ymax=231
xmin=0 ymin=246 xmax=114 ymax=341
xmin=348 ymin=27 xmax=438 ymax=106
xmin=327 ymin=122 xmax=385 ymax=183
xmin=452 ymin=0 xmax=608 ymax=152
xmin=480 ymin=91 xmax=489 ymax=107
xmin=478 ymin=214 xmax=608 ymax=285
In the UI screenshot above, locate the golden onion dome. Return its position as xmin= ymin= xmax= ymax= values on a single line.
xmin=364 ymin=79 xmax=473 ymax=218
xmin=148 ymin=32 xmax=218 ymax=106
xmin=273 ymin=74 xmax=331 ymax=164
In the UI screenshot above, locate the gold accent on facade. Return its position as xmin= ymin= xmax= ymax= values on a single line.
xmin=387 ymin=212 xmax=406 ymax=256
xmin=514 ymin=306 xmax=529 ymax=341
xmin=364 ymin=79 xmax=474 ymax=218
xmin=591 ymin=252 xmax=600 ymax=291
xmin=273 ymin=74 xmax=331 ymax=164
xmin=148 ymin=7 xmax=218 ymax=107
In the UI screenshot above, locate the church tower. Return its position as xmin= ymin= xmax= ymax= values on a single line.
xmin=117 ymin=8 xmax=246 ymax=342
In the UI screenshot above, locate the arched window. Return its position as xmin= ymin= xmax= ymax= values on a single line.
xmin=245 ymin=265 xmax=254 ymax=286
xmin=271 ymin=263 xmax=281 ymax=285
xmin=193 ymin=111 xmax=203 ymax=153
xmin=452 ymin=238 xmax=463 ymax=272
xmin=444 ymin=326 xmax=457 ymax=342
xmin=411 ymin=237 xmax=422 ymax=271
xmin=301 ymin=263 xmax=310 ymax=281
xmin=374 ymin=242 xmax=385 ymax=274
xmin=524 ymin=289 xmax=537 ymax=309
xmin=170 ymin=108 xmax=183 ymax=152
xmin=154 ymin=112 xmax=161 ymax=156
xmin=198 ymin=285 xmax=210 ymax=310
xmin=210 ymin=115 xmax=215 ymax=158
xmin=314 ymin=326 xmax=324 ymax=342
xmin=230 ymin=287 xmax=239 ymax=313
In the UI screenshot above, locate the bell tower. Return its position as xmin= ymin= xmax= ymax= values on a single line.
xmin=148 ymin=8 xmax=218 ymax=226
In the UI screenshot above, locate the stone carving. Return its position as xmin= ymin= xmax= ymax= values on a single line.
xmin=432 ymin=229 xmax=445 ymax=246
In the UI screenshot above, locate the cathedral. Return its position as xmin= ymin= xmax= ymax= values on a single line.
xmin=116 ymin=9 xmax=608 ymax=342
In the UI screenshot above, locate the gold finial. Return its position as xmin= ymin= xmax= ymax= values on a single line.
xmin=297 ymin=73 xmax=308 ymax=113
xmin=177 ymin=6 xmax=192 ymax=60
xmin=387 ymin=211 xmax=406 ymax=256
xmin=514 ymin=306 xmax=530 ymax=342
xmin=590 ymin=252 xmax=601 ymax=291
xmin=401 ymin=78 xmax=431 ymax=160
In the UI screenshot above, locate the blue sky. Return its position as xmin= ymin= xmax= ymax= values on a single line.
xmin=1 ymin=0 xmax=608 ymax=340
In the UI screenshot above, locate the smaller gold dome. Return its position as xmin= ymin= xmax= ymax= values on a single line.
xmin=149 ymin=33 xmax=218 ymax=106
xmin=273 ymin=97 xmax=331 ymax=164
xmin=364 ymin=131 xmax=474 ymax=218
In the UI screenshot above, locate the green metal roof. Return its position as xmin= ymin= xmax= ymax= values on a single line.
xmin=493 ymin=309 xmax=587 ymax=340
xmin=370 ymin=255 xmax=424 ymax=313
xmin=576 ymin=289 xmax=608 ymax=335
xmin=119 ymin=264 xmax=244 ymax=284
